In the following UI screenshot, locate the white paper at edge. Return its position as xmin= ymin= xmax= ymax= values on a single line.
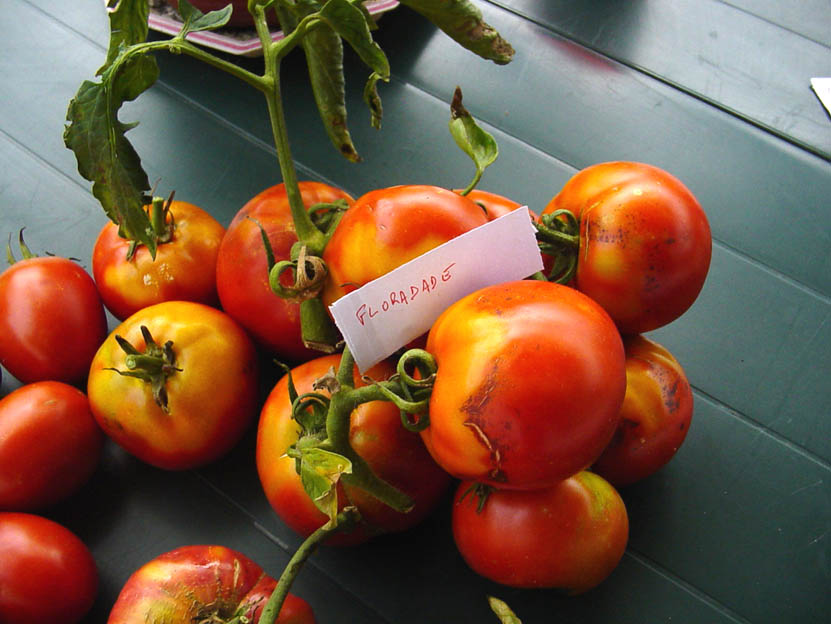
xmin=811 ymin=78 xmax=831 ymax=116
xmin=329 ymin=206 xmax=544 ymax=372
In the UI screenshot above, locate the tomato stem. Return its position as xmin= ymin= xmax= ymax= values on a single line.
xmin=258 ymin=507 xmax=361 ymax=624
xmin=535 ymin=209 xmax=580 ymax=283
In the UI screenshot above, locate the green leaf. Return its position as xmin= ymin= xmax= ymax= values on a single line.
xmin=319 ymin=0 xmax=390 ymax=79
xmin=398 ymin=0 xmax=514 ymax=65
xmin=303 ymin=23 xmax=360 ymax=161
xmin=175 ymin=0 xmax=233 ymax=36
xmin=363 ymin=71 xmax=387 ymax=130
xmin=448 ymin=86 xmax=498 ymax=194
xmin=64 ymin=50 xmax=159 ymax=254
xmin=488 ymin=597 xmax=522 ymax=624
xmin=100 ymin=0 xmax=149 ymax=73
xmin=299 ymin=448 xmax=353 ymax=525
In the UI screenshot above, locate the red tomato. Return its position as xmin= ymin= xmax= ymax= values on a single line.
xmin=92 ymin=200 xmax=225 ymax=320
xmin=543 ymin=161 xmax=712 ymax=334
xmin=452 ymin=472 xmax=628 ymax=593
xmin=0 ymin=255 xmax=107 ymax=384
xmin=422 ymin=280 xmax=626 ymax=489
xmin=321 ymin=185 xmax=488 ymax=307
xmin=592 ymin=335 xmax=694 ymax=486
xmin=0 ymin=512 xmax=98 ymax=624
xmin=256 ymin=354 xmax=450 ymax=545
xmin=238 ymin=576 xmax=317 ymax=624
xmin=459 ymin=188 xmax=523 ymax=221
xmin=87 ymin=301 xmax=258 ymax=470
xmin=216 ymin=182 xmax=353 ymax=361
xmin=107 ymin=545 xmax=314 ymax=623
xmin=0 ymin=382 xmax=103 ymax=511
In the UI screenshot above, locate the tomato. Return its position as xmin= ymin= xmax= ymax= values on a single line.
xmin=216 ymin=182 xmax=353 ymax=361
xmin=321 ymin=185 xmax=488 ymax=307
xmin=0 ymin=512 xmax=98 ymax=624
xmin=92 ymin=199 xmax=225 ymax=320
xmin=543 ymin=161 xmax=712 ymax=334
xmin=0 ymin=382 xmax=103 ymax=511
xmin=452 ymin=472 xmax=628 ymax=593
xmin=592 ymin=335 xmax=694 ymax=486
xmin=87 ymin=301 xmax=258 ymax=470
xmin=459 ymin=188 xmax=523 ymax=221
xmin=238 ymin=576 xmax=317 ymax=624
xmin=256 ymin=354 xmax=450 ymax=545
xmin=106 ymin=545 xmax=314 ymax=623
xmin=422 ymin=280 xmax=626 ymax=489
xmin=0 ymin=254 xmax=107 ymax=384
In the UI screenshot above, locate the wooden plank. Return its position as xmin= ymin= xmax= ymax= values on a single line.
xmin=488 ymin=0 xmax=831 ymax=159
xmin=48 ymin=440 xmax=387 ymax=624
xmin=721 ymin=0 xmax=831 ymax=47
xmin=3 ymin=1 xmax=828 ymax=622
xmin=371 ymin=4 xmax=831 ymax=296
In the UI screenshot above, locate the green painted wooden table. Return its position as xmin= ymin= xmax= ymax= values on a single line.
xmin=1 ymin=1 xmax=829 ymax=622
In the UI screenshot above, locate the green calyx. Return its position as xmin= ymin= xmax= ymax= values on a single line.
xmin=6 ymin=228 xmax=36 ymax=265
xmin=106 ymin=325 xmax=181 ymax=413
xmin=534 ymin=208 xmax=581 ymax=284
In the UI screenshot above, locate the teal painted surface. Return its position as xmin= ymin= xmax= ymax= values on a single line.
xmin=1 ymin=1 xmax=828 ymax=622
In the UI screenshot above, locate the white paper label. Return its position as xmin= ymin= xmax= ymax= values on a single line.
xmin=811 ymin=77 xmax=831 ymax=115
xmin=329 ymin=206 xmax=544 ymax=372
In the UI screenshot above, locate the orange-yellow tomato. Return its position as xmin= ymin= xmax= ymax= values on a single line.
xmin=87 ymin=302 xmax=258 ymax=470
xmin=593 ymin=335 xmax=694 ymax=486
xmin=544 ymin=161 xmax=712 ymax=334
xmin=256 ymin=354 xmax=450 ymax=545
xmin=321 ymin=185 xmax=488 ymax=307
xmin=92 ymin=200 xmax=225 ymax=320
xmin=422 ymin=280 xmax=626 ymax=489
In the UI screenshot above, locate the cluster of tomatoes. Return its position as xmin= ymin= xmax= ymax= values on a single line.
xmin=0 ymin=160 xmax=710 ymax=622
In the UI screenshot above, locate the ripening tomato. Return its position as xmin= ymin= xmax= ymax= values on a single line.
xmin=256 ymin=354 xmax=450 ymax=545
xmin=459 ymin=188 xmax=523 ymax=221
xmin=237 ymin=576 xmax=317 ymax=624
xmin=0 ymin=254 xmax=107 ymax=384
xmin=422 ymin=280 xmax=626 ymax=489
xmin=452 ymin=472 xmax=628 ymax=593
xmin=0 ymin=382 xmax=103 ymax=511
xmin=216 ymin=182 xmax=353 ymax=361
xmin=0 ymin=512 xmax=98 ymax=624
xmin=87 ymin=301 xmax=258 ymax=470
xmin=543 ymin=161 xmax=712 ymax=334
xmin=106 ymin=545 xmax=314 ymax=624
xmin=592 ymin=335 xmax=694 ymax=486
xmin=92 ymin=199 xmax=225 ymax=320
xmin=321 ymin=185 xmax=488 ymax=307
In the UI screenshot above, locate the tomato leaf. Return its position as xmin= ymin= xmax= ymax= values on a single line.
xmin=99 ymin=0 xmax=149 ymax=73
xmin=319 ymin=0 xmax=390 ymax=80
xmin=175 ymin=0 xmax=233 ymax=35
xmin=320 ymin=0 xmax=389 ymax=77
xmin=363 ymin=71 xmax=387 ymax=129
xmin=64 ymin=56 xmax=158 ymax=255
xmin=303 ymin=24 xmax=361 ymax=161
xmin=448 ymin=86 xmax=498 ymax=193
xmin=398 ymin=0 xmax=515 ymax=65
xmin=299 ymin=448 xmax=353 ymax=525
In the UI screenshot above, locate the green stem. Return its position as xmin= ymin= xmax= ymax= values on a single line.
xmin=460 ymin=167 xmax=482 ymax=196
xmin=321 ymin=347 xmax=415 ymax=513
xmin=252 ymin=5 xmax=326 ymax=256
xmin=257 ymin=508 xmax=360 ymax=624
